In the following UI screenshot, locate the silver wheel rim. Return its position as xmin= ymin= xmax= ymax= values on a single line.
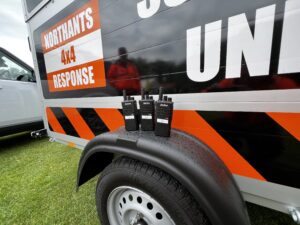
xmin=107 ymin=186 xmax=176 ymax=225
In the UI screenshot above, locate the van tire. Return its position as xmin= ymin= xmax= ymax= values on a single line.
xmin=96 ymin=157 xmax=210 ymax=225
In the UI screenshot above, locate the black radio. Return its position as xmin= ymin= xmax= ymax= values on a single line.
xmin=121 ymin=90 xmax=139 ymax=131
xmin=154 ymin=88 xmax=174 ymax=137
xmin=139 ymin=89 xmax=155 ymax=131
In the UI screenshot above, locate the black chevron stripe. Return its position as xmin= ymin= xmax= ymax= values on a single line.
xmin=197 ymin=111 xmax=300 ymax=189
xmin=51 ymin=107 xmax=79 ymax=137
xmin=78 ymin=108 xmax=109 ymax=136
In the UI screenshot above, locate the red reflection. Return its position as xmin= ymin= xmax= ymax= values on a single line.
xmin=108 ymin=47 xmax=140 ymax=94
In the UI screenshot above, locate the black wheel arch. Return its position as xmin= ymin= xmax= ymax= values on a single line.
xmin=77 ymin=127 xmax=251 ymax=225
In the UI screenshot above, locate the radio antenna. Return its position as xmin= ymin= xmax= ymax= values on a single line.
xmin=159 ymin=87 xmax=163 ymax=101
xmin=141 ymin=88 xmax=145 ymax=99
xmin=123 ymin=90 xmax=126 ymax=101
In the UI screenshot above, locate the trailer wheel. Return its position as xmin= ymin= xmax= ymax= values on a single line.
xmin=96 ymin=157 xmax=210 ymax=225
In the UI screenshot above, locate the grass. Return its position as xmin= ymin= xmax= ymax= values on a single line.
xmin=0 ymin=133 xmax=98 ymax=225
xmin=0 ymin=133 xmax=297 ymax=225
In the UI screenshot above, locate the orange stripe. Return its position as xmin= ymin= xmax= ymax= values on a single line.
xmin=46 ymin=107 xmax=66 ymax=134
xmin=68 ymin=142 xmax=76 ymax=148
xmin=94 ymin=108 xmax=124 ymax=131
xmin=62 ymin=108 xmax=95 ymax=140
xmin=172 ymin=111 xmax=266 ymax=181
xmin=267 ymin=112 xmax=300 ymax=141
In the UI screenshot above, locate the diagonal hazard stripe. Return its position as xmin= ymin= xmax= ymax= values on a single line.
xmin=46 ymin=107 xmax=66 ymax=134
xmin=94 ymin=108 xmax=124 ymax=131
xmin=78 ymin=108 xmax=109 ymax=135
xmin=51 ymin=107 xmax=79 ymax=137
xmin=62 ymin=108 xmax=95 ymax=140
xmin=172 ymin=110 xmax=266 ymax=181
xmin=267 ymin=112 xmax=300 ymax=142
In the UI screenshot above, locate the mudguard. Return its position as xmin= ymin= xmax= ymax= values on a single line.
xmin=77 ymin=127 xmax=251 ymax=225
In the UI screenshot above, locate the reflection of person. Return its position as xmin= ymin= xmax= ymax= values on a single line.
xmin=108 ymin=47 xmax=140 ymax=94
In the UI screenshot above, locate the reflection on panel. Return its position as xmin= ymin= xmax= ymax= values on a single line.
xmin=34 ymin=0 xmax=300 ymax=99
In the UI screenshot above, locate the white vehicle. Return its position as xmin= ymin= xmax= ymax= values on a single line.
xmin=0 ymin=47 xmax=43 ymax=136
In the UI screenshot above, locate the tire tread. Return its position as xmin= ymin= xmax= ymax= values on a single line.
xmin=99 ymin=157 xmax=210 ymax=225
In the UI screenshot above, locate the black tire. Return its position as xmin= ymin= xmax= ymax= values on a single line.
xmin=96 ymin=157 xmax=210 ymax=225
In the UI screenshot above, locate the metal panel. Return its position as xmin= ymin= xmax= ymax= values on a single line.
xmin=22 ymin=0 xmax=300 ymax=216
xmin=42 ymin=89 xmax=300 ymax=112
xmin=235 ymin=175 xmax=300 ymax=214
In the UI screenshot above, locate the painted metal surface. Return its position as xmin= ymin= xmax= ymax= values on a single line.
xmin=46 ymin=106 xmax=300 ymax=189
xmin=32 ymin=0 xmax=300 ymax=99
xmin=22 ymin=0 xmax=300 ymax=215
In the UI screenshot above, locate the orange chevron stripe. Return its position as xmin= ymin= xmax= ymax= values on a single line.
xmin=62 ymin=108 xmax=95 ymax=140
xmin=46 ymin=107 xmax=66 ymax=134
xmin=94 ymin=108 xmax=124 ymax=131
xmin=172 ymin=111 xmax=266 ymax=181
xmin=267 ymin=112 xmax=300 ymax=142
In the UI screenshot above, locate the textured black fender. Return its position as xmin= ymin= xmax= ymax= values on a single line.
xmin=77 ymin=127 xmax=251 ymax=225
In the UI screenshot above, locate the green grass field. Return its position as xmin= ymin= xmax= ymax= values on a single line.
xmin=0 ymin=133 xmax=297 ymax=225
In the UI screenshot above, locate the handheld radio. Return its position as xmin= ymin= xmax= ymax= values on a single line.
xmin=121 ymin=90 xmax=139 ymax=131
xmin=154 ymin=88 xmax=174 ymax=137
xmin=139 ymin=89 xmax=155 ymax=131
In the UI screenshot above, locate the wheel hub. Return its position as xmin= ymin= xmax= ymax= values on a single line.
xmin=133 ymin=219 xmax=148 ymax=225
xmin=130 ymin=213 xmax=148 ymax=225
xmin=107 ymin=186 xmax=176 ymax=225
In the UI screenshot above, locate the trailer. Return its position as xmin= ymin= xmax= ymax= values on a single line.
xmin=22 ymin=0 xmax=300 ymax=224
